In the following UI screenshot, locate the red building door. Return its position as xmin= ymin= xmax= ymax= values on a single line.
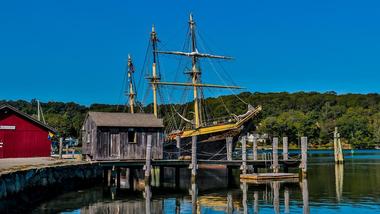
xmin=0 ymin=131 xmax=4 ymax=158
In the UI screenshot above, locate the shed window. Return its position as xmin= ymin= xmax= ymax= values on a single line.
xmin=128 ymin=131 xmax=136 ymax=143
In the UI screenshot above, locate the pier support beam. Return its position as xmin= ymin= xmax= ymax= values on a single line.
xmin=144 ymin=135 xmax=153 ymax=183
xmin=191 ymin=136 xmax=198 ymax=183
xmin=272 ymin=137 xmax=279 ymax=173
xmin=226 ymin=137 xmax=233 ymax=161
xmin=300 ymin=137 xmax=308 ymax=178
xmin=241 ymin=136 xmax=247 ymax=174
xmin=175 ymin=167 xmax=180 ymax=189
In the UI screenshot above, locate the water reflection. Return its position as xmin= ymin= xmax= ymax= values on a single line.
xmin=24 ymin=150 xmax=380 ymax=213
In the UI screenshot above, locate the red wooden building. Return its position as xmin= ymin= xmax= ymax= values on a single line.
xmin=0 ymin=104 xmax=56 ymax=158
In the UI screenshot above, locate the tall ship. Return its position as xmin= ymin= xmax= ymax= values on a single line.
xmin=127 ymin=14 xmax=262 ymax=160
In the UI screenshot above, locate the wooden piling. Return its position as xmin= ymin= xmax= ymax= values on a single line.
xmin=300 ymin=137 xmax=308 ymax=178
xmin=283 ymin=137 xmax=288 ymax=160
xmin=145 ymin=183 xmax=151 ymax=214
xmin=253 ymin=135 xmax=258 ymax=161
xmin=191 ymin=135 xmax=197 ymax=182
xmin=176 ymin=135 xmax=181 ymax=158
xmin=334 ymin=127 xmax=344 ymax=164
xmin=129 ymin=168 xmax=134 ymax=190
xmin=226 ymin=136 xmax=233 ymax=161
xmin=241 ymin=136 xmax=247 ymax=174
xmin=59 ymin=137 xmax=63 ymax=159
xmin=116 ymin=167 xmax=121 ymax=189
xmin=144 ymin=135 xmax=153 ymax=183
xmin=272 ymin=137 xmax=279 ymax=173
xmin=191 ymin=182 xmax=198 ymax=214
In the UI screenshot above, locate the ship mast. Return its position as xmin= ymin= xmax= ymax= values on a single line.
xmin=155 ymin=13 xmax=238 ymax=129
xmin=127 ymin=54 xmax=136 ymax=114
xmin=189 ymin=14 xmax=201 ymax=128
xmin=150 ymin=25 xmax=160 ymax=118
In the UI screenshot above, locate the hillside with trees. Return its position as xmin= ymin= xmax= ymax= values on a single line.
xmin=2 ymin=91 xmax=380 ymax=148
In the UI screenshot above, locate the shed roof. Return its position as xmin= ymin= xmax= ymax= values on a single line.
xmin=88 ymin=112 xmax=164 ymax=128
xmin=0 ymin=104 xmax=57 ymax=133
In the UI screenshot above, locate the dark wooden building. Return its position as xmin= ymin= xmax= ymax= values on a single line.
xmin=82 ymin=112 xmax=164 ymax=161
xmin=0 ymin=104 xmax=56 ymax=158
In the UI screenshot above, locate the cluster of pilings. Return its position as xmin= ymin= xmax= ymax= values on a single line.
xmin=229 ymin=135 xmax=308 ymax=178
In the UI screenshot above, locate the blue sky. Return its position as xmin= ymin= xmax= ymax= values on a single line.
xmin=1 ymin=0 xmax=380 ymax=105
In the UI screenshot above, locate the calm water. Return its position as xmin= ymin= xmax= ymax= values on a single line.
xmin=31 ymin=150 xmax=380 ymax=213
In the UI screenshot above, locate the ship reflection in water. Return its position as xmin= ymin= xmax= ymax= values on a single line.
xmin=31 ymin=168 xmax=310 ymax=214
xmin=30 ymin=150 xmax=380 ymax=213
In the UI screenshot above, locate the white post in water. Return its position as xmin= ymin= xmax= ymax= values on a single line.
xmin=334 ymin=127 xmax=344 ymax=164
xmin=59 ymin=137 xmax=63 ymax=159
xmin=241 ymin=136 xmax=247 ymax=174
xmin=176 ymin=135 xmax=181 ymax=158
xmin=191 ymin=135 xmax=198 ymax=182
xmin=241 ymin=181 xmax=248 ymax=214
xmin=300 ymin=137 xmax=308 ymax=178
xmin=254 ymin=137 xmax=258 ymax=161
xmin=226 ymin=137 xmax=233 ymax=161
xmin=283 ymin=137 xmax=288 ymax=160
xmin=272 ymin=137 xmax=279 ymax=173
xmin=144 ymin=135 xmax=152 ymax=183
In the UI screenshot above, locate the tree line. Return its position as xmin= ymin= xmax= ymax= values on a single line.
xmin=2 ymin=91 xmax=380 ymax=148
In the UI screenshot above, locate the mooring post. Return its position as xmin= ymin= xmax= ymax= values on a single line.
xmin=283 ymin=136 xmax=289 ymax=172
xmin=66 ymin=144 xmax=69 ymax=155
xmin=59 ymin=137 xmax=63 ymax=159
xmin=191 ymin=182 xmax=198 ymax=214
xmin=272 ymin=137 xmax=279 ymax=173
xmin=334 ymin=127 xmax=344 ymax=164
xmin=176 ymin=135 xmax=181 ymax=159
xmin=241 ymin=136 xmax=247 ymax=174
xmin=283 ymin=137 xmax=288 ymax=160
xmin=300 ymin=137 xmax=308 ymax=178
xmin=191 ymin=135 xmax=198 ymax=183
xmin=144 ymin=135 xmax=153 ymax=183
xmin=226 ymin=136 xmax=233 ymax=161
xmin=253 ymin=135 xmax=258 ymax=161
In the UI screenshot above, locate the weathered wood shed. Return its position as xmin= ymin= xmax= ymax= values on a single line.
xmin=82 ymin=112 xmax=164 ymax=161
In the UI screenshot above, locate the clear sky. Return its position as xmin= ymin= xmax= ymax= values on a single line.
xmin=1 ymin=0 xmax=380 ymax=105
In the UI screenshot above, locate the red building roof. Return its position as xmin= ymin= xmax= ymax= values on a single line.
xmin=0 ymin=104 xmax=57 ymax=133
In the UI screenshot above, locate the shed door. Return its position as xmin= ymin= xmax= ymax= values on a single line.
xmin=0 ymin=131 xmax=4 ymax=158
xmin=110 ymin=133 xmax=120 ymax=157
